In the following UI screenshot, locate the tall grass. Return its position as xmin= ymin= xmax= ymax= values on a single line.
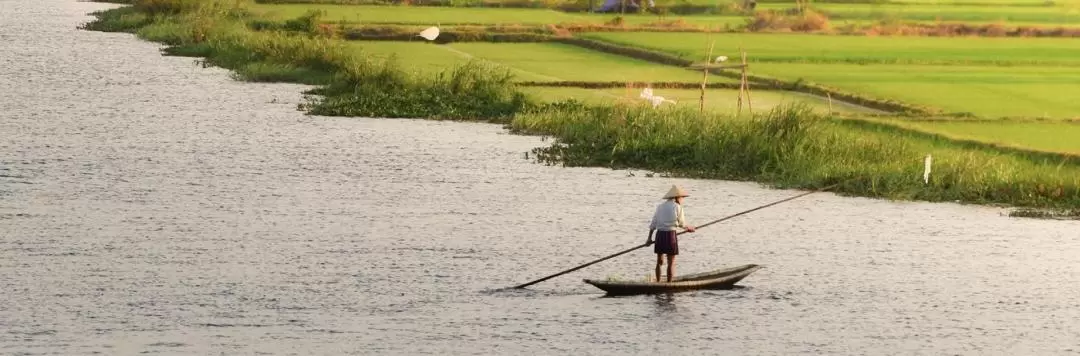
xmin=307 ymin=59 xmax=529 ymax=120
xmin=510 ymin=102 xmax=1080 ymax=209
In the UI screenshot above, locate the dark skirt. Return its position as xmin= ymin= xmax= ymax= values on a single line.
xmin=654 ymin=230 xmax=679 ymax=255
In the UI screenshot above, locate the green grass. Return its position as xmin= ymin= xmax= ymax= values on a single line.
xmin=519 ymin=87 xmax=866 ymax=113
xmin=348 ymin=41 xmax=739 ymax=83
xmin=881 ymin=119 xmax=1080 ymax=154
xmin=346 ymin=41 xmax=472 ymax=73
xmin=770 ymin=3 xmax=1080 ymax=24
xmin=579 ymin=32 xmax=1080 ymax=66
xmin=511 ymin=103 xmax=1080 ymax=209
xmin=450 ymin=42 xmax=734 ymax=82
xmin=577 ymin=32 xmax=1080 ymax=117
xmin=249 ymin=3 xmax=748 ymax=26
xmin=751 ymin=63 xmax=1080 ymax=118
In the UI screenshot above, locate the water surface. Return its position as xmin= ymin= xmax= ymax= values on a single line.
xmin=1 ymin=2 xmax=1079 ymax=354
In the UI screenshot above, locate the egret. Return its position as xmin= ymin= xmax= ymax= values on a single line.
xmin=640 ymin=87 xmax=654 ymax=99
xmin=648 ymin=95 xmax=677 ymax=108
xmin=419 ymin=26 xmax=440 ymax=41
xmin=639 ymin=87 xmax=675 ymax=108
xmin=715 ymin=56 xmax=728 ymax=63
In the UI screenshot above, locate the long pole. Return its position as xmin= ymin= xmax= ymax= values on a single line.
xmin=510 ymin=183 xmax=840 ymax=289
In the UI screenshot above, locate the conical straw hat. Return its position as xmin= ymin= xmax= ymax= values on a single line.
xmin=663 ymin=185 xmax=689 ymax=199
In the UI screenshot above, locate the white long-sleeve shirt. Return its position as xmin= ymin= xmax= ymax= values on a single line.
xmin=649 ymin=200 xmax=685 ymax=231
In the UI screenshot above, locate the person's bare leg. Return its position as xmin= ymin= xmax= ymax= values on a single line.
xmin=666 ymin=255 xmax=676 ymax=282
xmin=655 ymin=254 xmax=664 ymax=282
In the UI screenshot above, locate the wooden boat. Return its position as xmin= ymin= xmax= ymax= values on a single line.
xmin=583 ymin=264 xmax=762 ymax=296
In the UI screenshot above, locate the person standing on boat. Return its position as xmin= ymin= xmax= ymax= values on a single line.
xmin=647 ymin=185 xmax=696 ymax=282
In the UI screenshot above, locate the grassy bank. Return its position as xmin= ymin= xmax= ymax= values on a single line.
xmin=511 ymin=103 xmax=1080 ymax=210
xmin=83 ymin=1 xmax=530 ymax=120
xmin=82 ymin=0 xmax=1080 ymax=216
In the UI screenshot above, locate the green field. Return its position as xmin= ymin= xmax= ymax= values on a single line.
xmin=577 ymin=32 xmax=1080 ymax=117
xmin=519 ymin=86 xmax=863 ymax=113
xmin=752 ymin=63 xmax=1080 ymax=118
xmin=878 ymin=119 xmax=1080 ymax=154
xmin=249 ymin=4 xmax=748 ymax=27
xmin=348 ymin=41 xmax=739 ymax=83
xmin=757 ymin=3 xmax=1080 ymax=25
xmin=579 ymin=32 xmax=1080 ymax=66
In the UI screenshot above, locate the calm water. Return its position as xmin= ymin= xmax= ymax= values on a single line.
xmin=2 ymin=1 xmax=1079 ymax=355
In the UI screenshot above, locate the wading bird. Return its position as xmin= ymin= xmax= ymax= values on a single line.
xmin=640 ymin=87 xmax=676 ymax=108
xmin=419 ymin=26 xmax=440 ymax=41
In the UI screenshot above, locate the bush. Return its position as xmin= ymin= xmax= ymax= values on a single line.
xmin=746 ymin=9 xmax=830 ymax=32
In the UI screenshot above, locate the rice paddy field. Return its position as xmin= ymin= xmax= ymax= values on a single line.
xmin=755 ymin=3 xmax=1080 ymax=25
xmin=579 ymin=32 xmax=1080 ymax=118
xmin=879 ymin=119 xmax=1080 ymax=155
xmin=248 ymin=4 xmax=748 ymax=27
xmin=244 ymin=1 xmax=1080 ymax=157
xmin=518 ymin=86 xmax=859 ymax=113
xmin=752 ymin=63 xmax=1080 ymax=118
xmin=347 ymin=41 xmax=825 ymax=113
xmin=578 ymin=32 xmax=1080 ymax=66
xmin=348 ymin=41 xmax=740 ymax=83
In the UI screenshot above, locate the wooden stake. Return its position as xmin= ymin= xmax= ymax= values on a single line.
xmin=701 ymin=39 xmax=715 ymax=113
xmin=827 ymin=92 xmax=834 ymax=113
xmin=737 ymin=47 xmax=744 ymax=115
xmin=742 ymin=48 xmax=752 ymax=114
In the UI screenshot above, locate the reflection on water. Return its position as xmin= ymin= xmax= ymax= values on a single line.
xmin=652 ymin=293 xmax=678 ymax=314
xmin=2 ymin=1 xmax=1080 ymax=355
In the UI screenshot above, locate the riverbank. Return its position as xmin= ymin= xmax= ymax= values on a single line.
xmin=81 ymin=0 xmax=1080 ymax=218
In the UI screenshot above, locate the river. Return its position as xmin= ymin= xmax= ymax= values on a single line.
xmin=1 ymin=1 xmax=1078 ymax=355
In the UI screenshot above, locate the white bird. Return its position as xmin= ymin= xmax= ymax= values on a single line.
xmin=923 ymin=154 xmax=932 ymax=184
xmin=419 ymin=26 xmax=440 ymax=41
xmin=639 ymin=87 xmax=675 ymax=108
xmin=640 ymin=87 xmax=654 ymax=99
xmin=715 ymin=56 xmax=728 ymax=63
xmin=648 ymin=96 xmax=677 ymax=108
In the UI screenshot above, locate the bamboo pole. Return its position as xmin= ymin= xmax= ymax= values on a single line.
xmin=741 ymin=48 xmax=752 ymax=114
xmin=737 ymin=47 xmax=744 ymax=115
xmin=700 ymin=39 xmax=715 ymax=113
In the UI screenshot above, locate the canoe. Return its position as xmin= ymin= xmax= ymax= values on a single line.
xmin=583 ymin=264 xmax=762 ymax=296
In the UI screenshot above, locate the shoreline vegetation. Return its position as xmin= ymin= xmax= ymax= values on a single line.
xmin=81 ymin=0 xmax=1080 ymax=219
